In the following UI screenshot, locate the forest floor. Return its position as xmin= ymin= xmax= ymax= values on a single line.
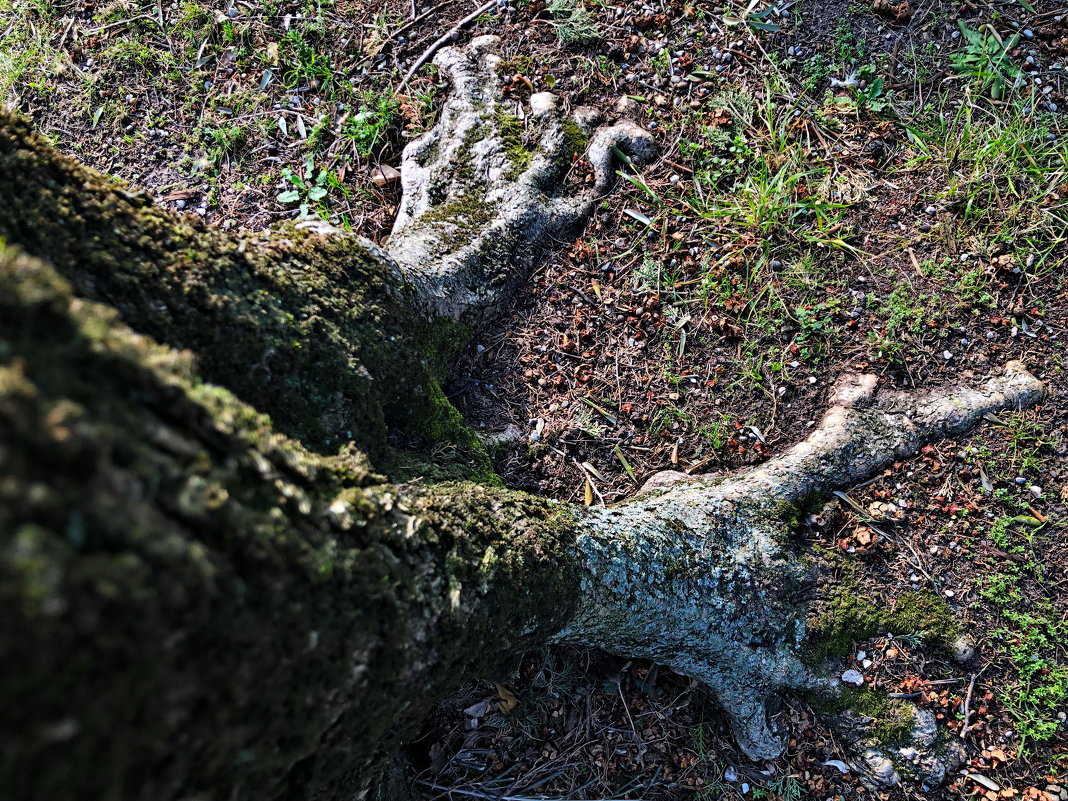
xmin=2 ymin=0 xmax=1067 ymax=799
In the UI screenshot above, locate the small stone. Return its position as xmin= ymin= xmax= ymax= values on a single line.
xmin=1029 ymin=485 xmax=1042 ymax=498
xmin=925 ymin=205 xmax=938 ymax=215
xmin=808 ymin=376 xmax=817 ymax=384
xmin=841 ymin=668 xmax=865 ymax=686
xmin=856 ymin=650 xmax=867 ymax=660
xmin=944 ymin=588 xmax=955 ymax=598
xmin=1015 ymin=476 xmax=1027 ymax=485
xmin=1022 ymin=29 xmax=1034 ymax=38
xmin=943 ymin=350 xmax=953 ymax=360
xmin=724 ymin=765 xmax=738 ymax=782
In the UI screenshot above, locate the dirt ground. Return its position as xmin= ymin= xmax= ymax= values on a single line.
xmin=3 ymin=0 xmax=1067 ymax=798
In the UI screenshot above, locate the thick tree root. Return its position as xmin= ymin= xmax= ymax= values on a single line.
xmin=387 ymin=36 xmax=655 ymax=325
xmin=560 ymin=362 xmax=1044 ymax=775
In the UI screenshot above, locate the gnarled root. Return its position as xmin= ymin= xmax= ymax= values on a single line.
xmin=386 ymin=35 xmax=655 ymax=325
xmin=561 ymin=362 xmax=1044 ymax=771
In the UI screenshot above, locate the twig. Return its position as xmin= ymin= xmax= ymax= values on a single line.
xmin=81 ymin=13 xmax=155 ymax=35
xmin=959 ymin=664 xmax=990 ymax=740
xmin=399 ymin=0 xmax=497 ymax=88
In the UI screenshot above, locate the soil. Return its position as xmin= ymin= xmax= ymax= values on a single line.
xmin=3 ymin=0 xmax=1067 ymax=798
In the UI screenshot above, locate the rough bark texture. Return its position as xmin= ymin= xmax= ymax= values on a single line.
xmin=0 ymin=37 xmax=1048 ymax=801
xmin=0 ymin=246 xmax=580 ymax=801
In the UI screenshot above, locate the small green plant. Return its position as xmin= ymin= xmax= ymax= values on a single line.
xmin=340 ymin=94 xmax=398 ymax=156
xmin=545 ymin=0 xmax=600 ymax=46
xmin=853 ymin=64 xmax=890 ymax=113
xmin=950 ymin=22 xmax=1022 ymax=99
xmin=722 ymin=0 xmax=782 ymax=33
xmin=277 ymin=154 xmax=331 ymax=216
xmin=282 ymin=28 xmax=334 ymax=88
xmin=767 ymin=775 xmax=804 ymax=801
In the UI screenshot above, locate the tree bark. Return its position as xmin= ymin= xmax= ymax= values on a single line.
xmin=0 ymin=38 xmax=1047 ymax=801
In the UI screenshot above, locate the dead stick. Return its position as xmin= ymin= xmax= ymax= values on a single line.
xmin=399 ymin=0 xmax=497 ymax=88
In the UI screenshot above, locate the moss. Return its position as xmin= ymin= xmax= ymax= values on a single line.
xmin=800 ymin=686 xmax=915 ymax=746
xmin=418 ymin=193 xmax=493 ymax=239
xmin=402 ymin=378 xmax=499 ymax=485
xmin=802 ymin=555 xmax=962 ymax=664
xmin=0 ymin=245 xmax=580 ymax=800
xmin=0 ymin=111 xmax=444 ymax=460
xmin=561 ymin=116 xmax=590 ymax=157
xmin=495 ymin=108 xmax=534 ymax=179
xmin=845 ymin=688 xmax=915 ymax=744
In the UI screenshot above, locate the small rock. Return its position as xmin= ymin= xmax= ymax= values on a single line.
xmin=943 ymin=350 xmax=953 ymax=360
xmin=1029 ymin=485 xmax=1042 ymax=498
xmin=370 ymin=163 xmax=401 ymax=186
xmin=951 ymin=635 xmax=977 ymax=664
xmin=925 ymin=205 xmax=938 ymax=215
xmin=841 ymin=669 xmax=865 ymax=686
xmin=724 ymin=765 xmax=738 ymax=782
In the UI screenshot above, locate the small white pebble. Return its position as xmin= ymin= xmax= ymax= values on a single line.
xmin=943 ymin=350 xmax=953 ymax=360
xmin=841 ymin=669 xmax=864 ymax=686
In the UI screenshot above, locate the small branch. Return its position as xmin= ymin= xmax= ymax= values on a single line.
xmin=399 ymin=0 xmax=497 ymax=88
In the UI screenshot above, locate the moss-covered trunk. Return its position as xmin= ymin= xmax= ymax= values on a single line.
xmin=0 ymin=112 xmax=439 ymax=459
xmin=0 ymin=245 xmax=581 ymax=801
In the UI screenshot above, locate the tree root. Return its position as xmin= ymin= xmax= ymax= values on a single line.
xmin=387 ymin=35 xmax=655 ymax=325
xmin=560 ymin=362 xmax=1044 ymax=775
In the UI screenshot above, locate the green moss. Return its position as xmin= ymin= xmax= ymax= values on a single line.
xmin=800 ymin=686 xmax=915 ymax=746
xmin=0 ymin=244 xmax=580 ymax=800
xmin=495 ymin=108 xmax=534 ymax=179
xmin=403 ymin=378 xmax=499 ymax=485
xmin=561 ymin=116 xmax=590 ymax=157
xmin=846 ymin=688 xmax=915 ymax=744
xmin=802 ymin=556 xmax=961 ymax=664
xmin=418 ymin=194 xmax=493 ymax=238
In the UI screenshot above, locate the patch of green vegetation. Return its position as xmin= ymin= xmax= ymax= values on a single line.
xmin=950 ymin=22 xmax=1023 ymax=100
xmin=803 ymin=558 xmax=961 ymax=665
xmin=979 ymin=565 xmax=1068 ymax=751
xmin=865 ymin=285 xmax=939 ymax=362
xmin=847 ymin=687 xmax=916 ymax=743
xmin=495 ymin=108 xmax=534 ymax=178
xmin=560 ymin=116 xmax=589 ymax=158
xmin=901 ymin=99 xmax=1067 ymax=270
xmin=832 ymin=20 xmax=864 ymax=66
xmin=545 ymin=0 xmax=600 ymax=47
xmin=281 ymin=25 xmax=334 ymax=89
xmin=202 ymin=122 xmax=251 ymax=164
xmin=341 ymin=93 xmax=399 ymax=156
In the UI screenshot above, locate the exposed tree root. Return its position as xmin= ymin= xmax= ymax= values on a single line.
xmin=560 ymin=362 xmax=1043 ymax=783
xmin=388 ymin=36 xmax=655 ymax=325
